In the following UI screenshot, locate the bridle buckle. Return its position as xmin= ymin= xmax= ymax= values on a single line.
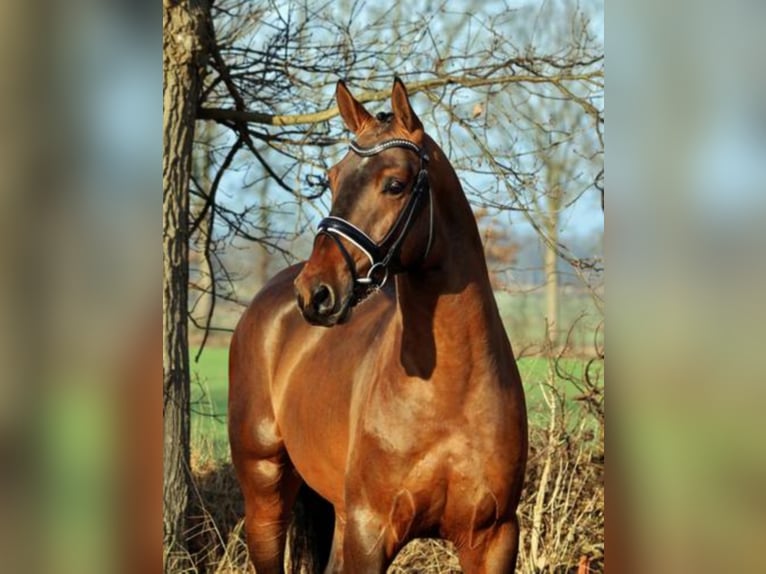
xmin=362 ymin=262 xmax=389 ymax=290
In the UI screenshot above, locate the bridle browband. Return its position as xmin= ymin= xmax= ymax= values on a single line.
xmin=315 ymin=138 xmax=434 ymax=304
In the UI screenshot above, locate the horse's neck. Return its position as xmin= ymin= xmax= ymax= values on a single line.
xmin=395 ymin=262 xmax=504 ymax=379
xmin=393 ymin=150 xmax=509 ymax=382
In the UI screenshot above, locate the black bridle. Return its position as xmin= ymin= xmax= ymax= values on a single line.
xmin=315 ymin=138 xmax=434 ymax=303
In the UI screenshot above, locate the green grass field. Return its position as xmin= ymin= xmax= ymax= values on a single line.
xmin=494 ymin=290 xmax=603 ymax=351
xmin=191 ymin=346 xmax=602 ymax=464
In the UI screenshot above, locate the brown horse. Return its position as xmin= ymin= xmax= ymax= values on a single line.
xmin=228 ymin=78 xmax=527 ymax=573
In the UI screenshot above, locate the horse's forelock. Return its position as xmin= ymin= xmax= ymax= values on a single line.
xmin=375 ymin=111 xmax=394 ymax=123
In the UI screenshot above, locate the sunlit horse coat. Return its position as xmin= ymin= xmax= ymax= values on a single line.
xmin=229 ymin=78 xmax=527 ymax=574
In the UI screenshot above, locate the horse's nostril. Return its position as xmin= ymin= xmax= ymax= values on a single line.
xmin=311 ymin=284 xmax=335 ymax=315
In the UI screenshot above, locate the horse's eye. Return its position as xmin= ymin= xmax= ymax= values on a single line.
xmin=385 ymin=179 xmax=405 ymax=195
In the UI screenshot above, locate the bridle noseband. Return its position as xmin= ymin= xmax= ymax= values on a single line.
xmin=315 ymin=138 xmax=434 ymax=304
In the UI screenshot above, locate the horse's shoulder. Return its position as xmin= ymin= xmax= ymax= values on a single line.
xmin=233 ymin=263 xmax=304 ymax=339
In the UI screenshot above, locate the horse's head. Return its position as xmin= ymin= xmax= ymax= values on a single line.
xmin=294 ymin=78 xmax=434 ymax=327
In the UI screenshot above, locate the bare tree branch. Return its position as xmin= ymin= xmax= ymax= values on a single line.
xmin=197 ymin=71 xmax=604 ymax=126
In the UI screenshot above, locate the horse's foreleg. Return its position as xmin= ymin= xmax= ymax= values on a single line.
xmin=456 ymin=515 xmax=520 ymax=574
xmin=234 ymin=451 xmax=301 ymax=574
xmin=323 ymin=512 xmax=346 ymax=574
xmin=341 ymin=506 xmax=400 ymax=574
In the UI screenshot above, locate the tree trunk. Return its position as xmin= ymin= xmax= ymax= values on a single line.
xmin=544 ymin=218 xmax=559 ymax=349
xmin=258 ymin=180 xmax=272 ymax=287
xmin=544 ymin=179 xmax=562 ymax=351
xmin=190 ymin=122 xmax=214 ymax=344
xmin=162 ymin=0 xmax=209 ymax=567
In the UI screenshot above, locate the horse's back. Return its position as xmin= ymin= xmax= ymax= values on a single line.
xmin=229 ymin=263 xmax=396 ymax=503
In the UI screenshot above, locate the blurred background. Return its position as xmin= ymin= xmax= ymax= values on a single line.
xmin=1 ymin=0 xmax=765 ymax=572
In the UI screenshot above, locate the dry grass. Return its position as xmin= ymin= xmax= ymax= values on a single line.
xmin=389 ymin=540 xmax=462 ymax=573
xmin=185 ymin=458 xmax=249 ymax=573
xmin=518 ymin=408 xmax=604 ymax=573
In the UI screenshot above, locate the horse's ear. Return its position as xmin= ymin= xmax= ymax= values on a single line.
xmin=391 ymin=77 xmax=422 ymax=133
xmin=336 ymin=80 xmax=372 ymax=135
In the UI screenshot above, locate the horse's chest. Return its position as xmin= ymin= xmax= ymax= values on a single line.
xmin=356 ymin=383 xmax=504 ymax=481
xmin=352 ymin=419 xmax=511 ymax=538
xmin=351 ymin=377 xmax=519 ymax=528
xmin=359 ymin=371 xmax=507 ymax=452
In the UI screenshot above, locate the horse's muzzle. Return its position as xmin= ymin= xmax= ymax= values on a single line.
xmin=295 ymin=282 xmax=352 ymax=327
